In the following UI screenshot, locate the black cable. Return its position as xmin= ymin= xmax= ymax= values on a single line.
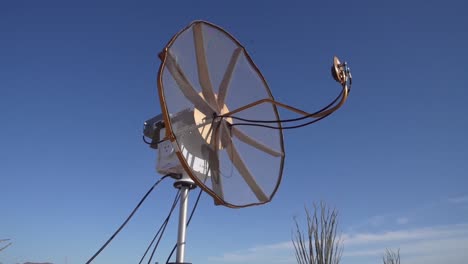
xmin=229 ymin=112 xmax=332 ymax=130
xmin=138 ymin=190 xmax=180 ymax=264
xmin=148 ymin=190 xmax=181 ymax=264
xmin=218 ymin=90 xmax=343 ymax=124
xmin=142 ymin=135 xmax=152 ymax=145
xmin=165 ymin=187 xmax=204 ymax=264
xmin=143 ymin=135 xmax=166 ymax=146
xmin=85 ymin=175 xmax=169 ymax=264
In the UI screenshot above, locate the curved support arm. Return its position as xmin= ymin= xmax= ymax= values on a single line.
xmin=221 ymin=83 xmax=349 ymax=120
xmin=220 ymin=56 xmax=351 ymax=121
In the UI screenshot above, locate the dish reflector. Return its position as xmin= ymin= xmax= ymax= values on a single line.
xmin=158 ymin=21 xmax=285 ymax=208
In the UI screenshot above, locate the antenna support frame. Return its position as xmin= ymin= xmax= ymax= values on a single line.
xmin=173 ymin=176 xmax=197 ymax=190
xmin=172 ymin=173 xmax=195 ymax=264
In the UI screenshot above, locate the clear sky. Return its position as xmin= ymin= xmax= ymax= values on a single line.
xmin=1 ymin=0 xmax=467 ymax=264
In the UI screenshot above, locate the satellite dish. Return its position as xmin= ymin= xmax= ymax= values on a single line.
xmin=140 ymin=21 xmax=351 ymax=263
xmin=87 ymin=20 xmax=350 ymax=264
xmin=156 ymin=21 xmax=285 ymax=208
xmin=142 ymin=20 xmax=351 ymax=263
xmin=150 ymin=21 xmax=351 ymax=208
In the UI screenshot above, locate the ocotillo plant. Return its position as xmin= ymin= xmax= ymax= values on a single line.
xmin=292 ymin=202 xmax=343 ymax=264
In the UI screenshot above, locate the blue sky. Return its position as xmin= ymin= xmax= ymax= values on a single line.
xmin=1 ymin=0 xmax=467 ymax=264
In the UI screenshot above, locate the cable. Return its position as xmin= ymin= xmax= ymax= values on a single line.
xmin=138 ymin=190 xmax=180 ymax=264
xmin=0 ymin=240 xmax=12 ymax=252
xmin=142 ymin=135 xmax=152 ymax=145
xmin=85 ymin=175 xmax=169 ymax=264
xmin=165 ymin=187 xmax=204 ymax=264
xmin=215 ymin=69 xmax=351 ymax=130
xmin=220 ymin=90 xmax=343 ymax=124
xmin=229 ymin=112 xmax=332 ymax=130
xmin=142 ymin=135 xmax=166 ymax=146
xmin=145 ymin=190 xmax=181 ymax=264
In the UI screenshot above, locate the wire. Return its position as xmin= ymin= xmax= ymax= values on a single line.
xmin=229 ymin=112 xmax=332 ymax=130
xmin=220 ymin=90 xmax=343 ymax=124
xmin=142 ymin=135 xmax=152 ymax=145
xmin=142 ymin=135 xmax=166 ymax=146
xmin=215 ymin=70 xmax=351 ymax=131
xmin=0 ymin=240 xmax=12 ymax=252
xmin=85 ymin=175 xmax=169 ymax=264
xmin=138 ymin=191 xmax=180 ymax=264
xmin=165 ymin=187 xmax=204 ymax=264
xmin=215 ymin=85 xmax=348 ymax=130
xmin=145 ymin=190 xmax=181 ymax=264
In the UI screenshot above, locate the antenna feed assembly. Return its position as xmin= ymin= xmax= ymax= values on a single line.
xmin=331 ymin=56 xmax=352 ymax=87
xmin=216 ymin=55 xmax=352 ymax=130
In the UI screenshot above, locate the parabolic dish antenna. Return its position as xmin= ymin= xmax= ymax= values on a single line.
xmin=147 ymin=20 xmax=351 ymax=208
xmin=88 ymin=20 xmax=351 ymax=264
xmin=157 ymin=21 xmax=285 ymax=208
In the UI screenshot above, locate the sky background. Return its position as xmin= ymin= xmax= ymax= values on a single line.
xmin=1 ymin=0 xmax=467 ymax=264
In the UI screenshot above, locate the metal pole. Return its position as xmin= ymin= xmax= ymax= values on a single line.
xmin=176 ymin=185 xmax=190 ymax=263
